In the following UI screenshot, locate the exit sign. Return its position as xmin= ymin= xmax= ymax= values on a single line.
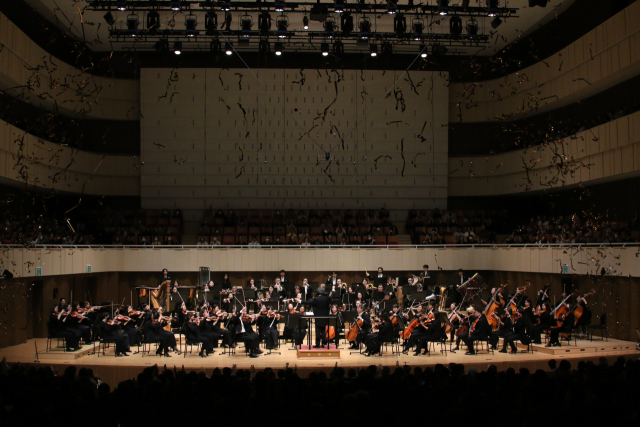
xmin=87 ymin=265 xmax=92 ymax=273
xmin=36 ymin=267 xmax=41 ymax=276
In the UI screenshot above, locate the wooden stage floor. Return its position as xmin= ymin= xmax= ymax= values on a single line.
xmin=1 ymin=336 xmax=637 ymax=386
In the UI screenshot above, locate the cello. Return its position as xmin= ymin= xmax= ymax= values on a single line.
xmin=345 ymin=308 xmax=368 ymax=342
xmin=484 ymin=283 xmax=508 ymax=331
xmin=550 ymin=290 xmax=578 ymax=329
xmin=326 ymin=306 xmax=342 ymax=340
xmin=403 ymin=307 xmax=433 ymax=339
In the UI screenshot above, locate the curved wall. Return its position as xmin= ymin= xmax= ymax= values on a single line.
xmin=0 ymin=119 xmax=140 ymax=194
xmin=0 ymin=12 xmax=139 ymax=121
xmin=449 ymin=1 xmax=640 ymax=123
xmin=449 ymin=111 xmax=640 ymax=196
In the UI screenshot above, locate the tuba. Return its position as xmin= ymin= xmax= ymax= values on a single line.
xmin=437 ymin=286 xmax=448 ymax=311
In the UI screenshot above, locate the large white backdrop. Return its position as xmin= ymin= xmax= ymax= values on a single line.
xmin=140 ymin=68 xmax=448 ymax=211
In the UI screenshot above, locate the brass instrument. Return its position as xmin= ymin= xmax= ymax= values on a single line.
xmin=437 ymin=286 xmax=448 ymax=311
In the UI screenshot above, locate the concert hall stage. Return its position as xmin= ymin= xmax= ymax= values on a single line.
xmin=1 ymin=337 xmax=637 ymax=386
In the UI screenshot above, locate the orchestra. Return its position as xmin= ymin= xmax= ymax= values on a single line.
xmin=44 ymin=267 xmax=596 ymax=360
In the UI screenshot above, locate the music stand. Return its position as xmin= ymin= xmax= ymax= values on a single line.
xmin=372 ymin=291 xmax=386 ymax=302
xmin=282 ymin=282 xmax=295 ymax=296
xmin=410 ymin=291 xmax=426 ymax=301
xmin=398 ymin=277 xmax=412 ymax=286
xmin=383 ymin=284 xmax=395 ymax=293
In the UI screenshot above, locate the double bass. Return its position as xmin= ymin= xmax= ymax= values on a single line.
xmin=573 ymin=289 xmax=596 ymax=326
xmin=550 ymin=290 xmax=578 ymax=329
xmin=484 ymin=283 xmax=508 ymax=331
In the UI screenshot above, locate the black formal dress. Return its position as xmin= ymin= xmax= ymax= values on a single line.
xmin=532 ymin=310 xmax=552 ymax=343
xmin=49 ymin=314 xmax=79 ymax=350
xmin=261 ymin=314 xmax=280 ymax=350
xmin=365 ymin=319 xmax=393 ymax=354
xmin=353 ymin=311 xmax=371 ymax=349
xmin=99 ymin=321 xmax=130 ymax=354
xmin=186 ymin=322 xmax=213 ymax=352
xmin=548 ymin=312 xmax=575 ymax=345
xmin=415 ymin=318 xmax=444 ymax=353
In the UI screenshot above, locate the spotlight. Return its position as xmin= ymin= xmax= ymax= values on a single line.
xmin=185 ymin=14 xmax=198 ymax=37
xmin=303 ymin=15 xmax=309 ymax=29
xmin=324 ymin=18 xmax=335 ymax=38
xmin=277 ymin=15 xmax=289 ymax=38
xmin=438 ymin=0 xmax=449 ymax=15
xmin=220 ymin=1 xmax=231 ymax=12
xmin=146 ymin=10 xmax=159 ymax=33
xmin=259 ymin=12 xmax=271 ymax=35
xmin=174 ymin=41 xmax=182 ymax=55
xmin=419 ymin=44 xmax=428 ymax=58
xmin=387 ymin=4 xmax=397 ymax=14
xmin=487 ymin=0 xmax=498 ymax=17
xmin=466 ymin=19 xmax=478 ymax=37
xmin=275 ymin=1 xmax=285 ymax=12
xmin=359 ymin=18 xmax=371 ymax=40
xmin=103 ymin=12 xmax=115 ymax=26
xmin=210 ymin=39 xmax=221 ymax=54
xmin=241 ymin=15 xmax=252 ymax=37
xmin=341 ymin=12 xmax=353 ymax=35
xmin=491 ymin=17 xmax=502 ymax=29
xmin=370 ymin=44 xmax=378 ymax=57
xmin=116 ymin=1 xmax=126 ymax=11
xmin=334 ymin=0 xmax=345 ymax=13
xmin=170 ymin=1 xmax=181 ymax=11
xmin=154 ymin=39 xmax=169 ymax=53
xmin=321 ymin=42 xmax=329 ymax=56
xmin=126 ymin=14 xmax=139 ymax=37
xmin=275 ymin=42 xmax=284 ymax=55
xmin=205 ymin=12 xmax=218 ymax=34
xmin=382 ymin=42 xmax=393 ymax=56
xmin=333 ymin=40 xmax=344 ymax=55
xmin=394 ymin=13 xmax=406 ymax=37
xmin=412 ymin=18 xmax=423 ymax=41
xmin=225 ymin=41 xmax=233 ymax=55
xmin=449 ymin=16 xmax=462 ymax=36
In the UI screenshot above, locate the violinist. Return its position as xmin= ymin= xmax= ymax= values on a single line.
xmin=499 ymin=307 xmax=531 ymax=354
xmin=185 ymin=313 xmax=214 ymax=357
xmin=67 ymin=302 xmax=93 ymax=345
xmin=228 ymin=307 xmax=261 ymax=358
xmin=49 ymin=306 xmax=80 ymax=351
xmin=198 ymin=309 xmax=222 ymax=351
xmin=292 ymin=305 xmax=308 ymax=347
xmin=531 ymin=303 xmax=552 ymax=344
xmin=98 ymin=313 xmax=131 ymax=357
xmin=347 ymin=305 xmax=371 ymax=350
xmin=452 ymin=306 xmax=475 ymax=352
xmin=415 ymin=302 xmax=445 ymax=356
xmin=327 ymin=305 xmax=343 ymax=348
xmin=364 ymin=312 xmax=392 ymax=356
xmin=81 ymin=301 xmax=101 ymax=324
xmin=462 ymin=308 xmax=492 ymax=355
xmin=546 ymin=302 xmax=574 ymax=347
xmin=282 ymin=303 xmax=296 ymax=342
xmin=575 ymin=295 xmax=592 ymax=334
xmin=401 ymin=304 xmax=429 ymax=354
xmin=210 ymin=305 xmax=232 ymax=346
xmin=57 ymin=297 xmax=67 ymax=313
xmin=144 ymin=312 xmax=179 ymax=357
xmin=260 ymin=307 xmax=281 ymax=350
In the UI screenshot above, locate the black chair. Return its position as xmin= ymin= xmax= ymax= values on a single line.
xmin=379 ymin=335 xmax=400 ymax=356
xmin=140 ymin=323 xmax=163 ymax=357
xmin=426 ymin=333 xmax=449 ymax=357
xmin=472 ymin=336 xmax=495 ymax=355
xmin=97 ymin=336 xmax=119 ymax=357
xmin=588 ymin=313 xmax=608 ymax=341
xmin=46 ymin=321 xmax=67 ymax=352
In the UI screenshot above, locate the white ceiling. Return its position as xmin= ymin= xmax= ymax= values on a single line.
xmin=23 ymin=0 xmax=575 ymax=56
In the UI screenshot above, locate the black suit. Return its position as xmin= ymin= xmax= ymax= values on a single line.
xmin=304 ymin=294 xmax=331 ymax=346
xmin=462 ymin=315 xmax=491 ymax=353
xmin=416 ymin=318 xmax=444 ymax=353
xmin=100 ymin=321 xmax=130 ymax=353
xmin=532 ymin=311 xmax=552 ymax=343
xmin=501 ymin=316 xmax=531 ymax=352
xmin=229 ymin=315 xmax=260 ymax=352
xmin=49 ymin=314 xmax=79 ymax=350
xmin=353 ymin=311 xmax=371 ymax=348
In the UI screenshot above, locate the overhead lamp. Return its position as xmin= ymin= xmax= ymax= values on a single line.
xmin=225 ymin=41 xmax=233 ymax=55
xmin=275 ymin=1 xmax=285 ymax=12
xmin=103 ymin=12 xmax=115 ymax=26
xmin=333 ymin=40 xmax=344 ymax=55
xmin=275 ymin=42 xmax=284 ymax=55
xmin=382 ymin=42 xmax=393 ymax=56
xmin=359 ymin=17 xmax=371 ymax=40
xmin=173 ymin=41 xmax=182 ymax=55
xmin=146 ymin=10 xmax=159 ymax=33
xmin=387 ymin=3 xmax=397 ymax=14
xmin=334 ymin=0 xmax=345 ymax=13
xmin=241 ymin=15 xmax=253 ymax=37
xmin=276 ymin=15 xmax=289 ymax=38
xmin=115 ymin=1 xmax=126 ymax=11
xmin=126 ymin=14 xmax=139 ymax=37
xmin=154 ymin=39 xmax=169 ymax=52
xmin=341 ymin=12 xmax=353 ymax=35
xmin=170 ymin=1 xmax=181 ymax=11
xmin=210 ymin=39 xmax=221 ymax=54
xmin=419 ymin=44 xmax=428 ymax=58
xmin=185 ymin=14 xmax=198 ymax=37
xmin=491 ymin=17 xmax=503 ymax=29
xmin=303 ymin=15 xmax=309 ymax=29
xmin=449 ymin=15 xmax=462 ymax=36
xmin=324 ymin=18 xmax=336 ymax=38
xmin=394 ymin=13 xmax=406 ymax=37
xmin=412 ymin=18 xmax=423 ymax=41
xmin=205 ymin=12 xmax=218 ymax=34
xmin=466 ymin=19 xmax=478 ymax=37
xmin=259 ymin=12 xmax=271 ymax=35
xmin=369 ymin=44 xmax=378 ymax=57
xmin=487 ymin=0 xmax=498 ymax=17
xmin=220 ymin=1 xmax=231 ymax=12
xmin=438 ymin=0 xmax=449 ymax=16
xmin=321 ymin=42 xmax=329 ymax=56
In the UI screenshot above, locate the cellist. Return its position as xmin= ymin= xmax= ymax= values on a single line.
xmin=546 ymin=302 xmax=575 ymax=347
xmin=347 ymin=305 xmax=371 ymax=350
xmin=462 ymin=308 xmax=492 ymax=355
xmin=401 ymin=304 xmax=430 ymax=355
xmin=327 ymin=305 xmax=343 ymax=348
xmin=575 ymin=295 xmax=592 ymax=334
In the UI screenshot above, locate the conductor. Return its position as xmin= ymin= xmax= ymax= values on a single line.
xmin=304 ymin=284 xmax=331 ymax=348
